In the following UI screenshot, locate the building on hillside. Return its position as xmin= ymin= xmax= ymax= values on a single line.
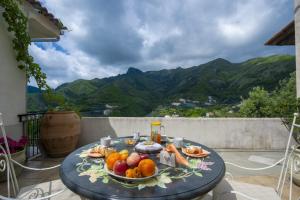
xmin=105 ymin=104 xmax=118 ymax=109
xmin=205 ymin=112 xmax=215 ymax=118
xmin=0 ymin=1 xmax=65 ymax=138
xmin=171 ymin=102 xmax=181 ymax=107
xmin=179 ymin=98 xmax=186 ymax=103
xmin=204 ymin=96 xmax=217 ymax=106
xmin=103 ymin=109 xmax=112 ymax=116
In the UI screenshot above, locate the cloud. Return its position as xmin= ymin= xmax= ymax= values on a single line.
xmin=29 ymin=43 xmax=121 ymax=88
xmin=30 ymin=0 xmax=295 ymax=88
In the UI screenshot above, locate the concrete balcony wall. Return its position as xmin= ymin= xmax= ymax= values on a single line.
xmin=80 ymin=117 xmax=293 ymax=150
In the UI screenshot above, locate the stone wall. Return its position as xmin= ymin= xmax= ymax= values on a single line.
xmin=80 ymin=117 xmax=292 ymax=150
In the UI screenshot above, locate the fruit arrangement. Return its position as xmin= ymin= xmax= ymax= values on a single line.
xmin=106 ymin=150 xmax=156 ymax=179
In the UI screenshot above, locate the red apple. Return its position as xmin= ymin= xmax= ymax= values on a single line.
xmin=126 ymin=152 xmax=141 ymax=167
xmin=140 ymin=154 xmax=149 ymax=160
xmin=113 ymin=160 xmax=128 ymax=176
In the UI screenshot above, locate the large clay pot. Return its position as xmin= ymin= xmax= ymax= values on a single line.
xmin=41 ymin=111 xmax=80 ymax=157
xmin=0 ymin=148 xmax=25 ymax=182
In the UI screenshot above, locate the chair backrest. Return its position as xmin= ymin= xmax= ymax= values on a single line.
xmin=0 ymin=113 xmax=20 ymax=197
xmin=277 ymin=113 xmax=299 ymax=199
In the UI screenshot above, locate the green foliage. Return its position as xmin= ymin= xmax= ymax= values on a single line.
xmin=42 ymin=91 xmax=78 ymax=112
xmin=27 ymin=93 xmax=47 ymax=111
xmin=239 ymin=87 xmax=273 ymax=117
xmin=151 ymin=105 xmax=241 ymax=118
xmin=181 ymin=108 xmax=206 ymax=117
xmin=272 ymin=73 xmax=299 ymax=118
xmin=212 ymin=106 xmax=239 ymax=117
xmin=239 ymin=72 xmax=299 ymax=118
xmin=0 ymin=0 xmax=48 ymax=89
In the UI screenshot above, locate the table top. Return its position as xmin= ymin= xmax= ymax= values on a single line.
xmin=60 ymin=137 xmax=225 ymax=200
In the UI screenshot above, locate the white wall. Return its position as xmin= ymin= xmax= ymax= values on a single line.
xmin=80 ymin=117 xmax=292 ymax=150
xmin=295 ymin=0 xmax=300 ymax=98
xmin=0 ymin=17 xmax=26 ymax=138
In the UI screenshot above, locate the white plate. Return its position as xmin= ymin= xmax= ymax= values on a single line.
xmin=104 ymin=164 xmax=159 ymax=182
xmin=182 ymin=146 xmax=210 ymax=158
xmin=135 ymin=142 xmax=163 ymax=154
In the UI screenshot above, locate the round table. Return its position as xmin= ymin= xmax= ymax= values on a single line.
xmin=60 ymin=137 xmax=225 ymax=200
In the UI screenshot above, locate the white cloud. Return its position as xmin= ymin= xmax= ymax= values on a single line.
xmin=30 ymin=0 xmax=294 ymax=88
xmin=217 ymin=1 xmax=273 ymax=46
xmin=29 ymin=43 xmax=121 ymax=88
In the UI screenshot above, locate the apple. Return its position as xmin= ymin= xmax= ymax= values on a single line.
xmin=113 ymin=160 xmax=128 ymax=176
xmin=126 ymin=152 xmax=141 ymax=167
xmin=140 ymin=154 xmax=149 ymax=160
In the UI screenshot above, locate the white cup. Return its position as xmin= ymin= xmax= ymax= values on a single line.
xmin=133 ymin=132 xmax=140 ymax=140
xmin=101 ymin=136 xmax=111 ymax=147
xmin=174 ymin=137 xmax=183 ymax=148
xmin=161 ymin=134 xmax=167 ymax=142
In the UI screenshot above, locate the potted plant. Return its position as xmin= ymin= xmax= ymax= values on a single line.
xmin=40 ymin=92 xmax=81 ymax=157
xmin=0 ymin=136 xmax=27 ymax=181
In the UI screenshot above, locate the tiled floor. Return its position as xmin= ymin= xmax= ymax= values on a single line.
xmin=0 ymin=157 xmax=63 ymax=196
xmin=1 ymin=150 xmax=300 ymax=200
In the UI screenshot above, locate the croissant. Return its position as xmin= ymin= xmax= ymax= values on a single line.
xmin=166 ymin=144 xmax=189 ymax=167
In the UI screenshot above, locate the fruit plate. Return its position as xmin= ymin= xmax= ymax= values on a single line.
xmin=181 ymin=146 xmax=210 ymax=158
xmin=104 ymin=164 xmax=159 ymax=182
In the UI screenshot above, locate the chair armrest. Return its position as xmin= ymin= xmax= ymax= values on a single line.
xmin=11 ymin=159 xmax=60 ymax=171
xmin=225 ymin=157 xmax=284 ymax=171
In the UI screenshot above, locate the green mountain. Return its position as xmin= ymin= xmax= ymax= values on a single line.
xmin=27 ymin=55 xmax=296 ymax=116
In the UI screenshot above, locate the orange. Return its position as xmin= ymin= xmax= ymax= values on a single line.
xmin=125 ymin=169 xmax=134 ymax=178
xmin=120 ymin=153 xmax=128 ymax=160
xmin=138 ymin=159 xmax=156 ymax=177
xmin=132 ymin=167 xmax=142 ymax=178
xmin=106 ymin=152 xmax=121 ymax=170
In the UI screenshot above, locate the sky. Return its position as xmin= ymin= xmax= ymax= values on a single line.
xmin=30 ymin=0 xmax=295 ymax=88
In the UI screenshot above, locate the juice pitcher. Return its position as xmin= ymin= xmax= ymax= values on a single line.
xmin=150 ymin=121 xmax=165 ymax=144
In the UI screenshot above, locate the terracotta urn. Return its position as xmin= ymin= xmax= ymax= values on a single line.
xmin=41 ymin=111 xmax=80 ymax=157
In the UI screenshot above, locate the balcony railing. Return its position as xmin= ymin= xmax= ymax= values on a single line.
xmin=18 ymin=112 xmax=45 ymax=160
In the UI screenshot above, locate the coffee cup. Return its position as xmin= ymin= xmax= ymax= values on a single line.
xmin=133 ymin=132 xmax=140 ymax=140
xmin=161 ymin=134 xmax=167 ymax=142
xmin=101 ymin=136 xmax=111 ymax=147
xmin=174 ymin=137 xmax=183 ymax=148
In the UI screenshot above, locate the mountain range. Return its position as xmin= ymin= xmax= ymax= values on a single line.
xmin=27 ymin=55 xmax=296 ymax=116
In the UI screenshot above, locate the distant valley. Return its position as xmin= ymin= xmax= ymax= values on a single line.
xmin=27 ymin=55 xmax=296 ymax=117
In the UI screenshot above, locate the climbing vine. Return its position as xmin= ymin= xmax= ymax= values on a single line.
xmin=0 ymin=0 xmax=49 ymax=90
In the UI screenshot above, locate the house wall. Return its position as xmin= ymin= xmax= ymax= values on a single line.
xmin=295 ymin=0 xmax=300 ymax=97
xmin=80 ymin=117 xmax=292 ymax=150
xmin=0 ymin=17 xmax=26 ymax=139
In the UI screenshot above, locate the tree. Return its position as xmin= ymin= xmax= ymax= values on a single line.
xmin=239 ymin=72 xmax=299 ymax=118
xmin=272 ymin=72 xmax=298 ymax=118
xmin=239 ymin=87 xmax=273 ymax=117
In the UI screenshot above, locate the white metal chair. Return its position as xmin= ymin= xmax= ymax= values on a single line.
xmin=0 ymin=113 xmax=77 ymax=200
xmin=215 ymin=113 xmax=300 ymax=200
